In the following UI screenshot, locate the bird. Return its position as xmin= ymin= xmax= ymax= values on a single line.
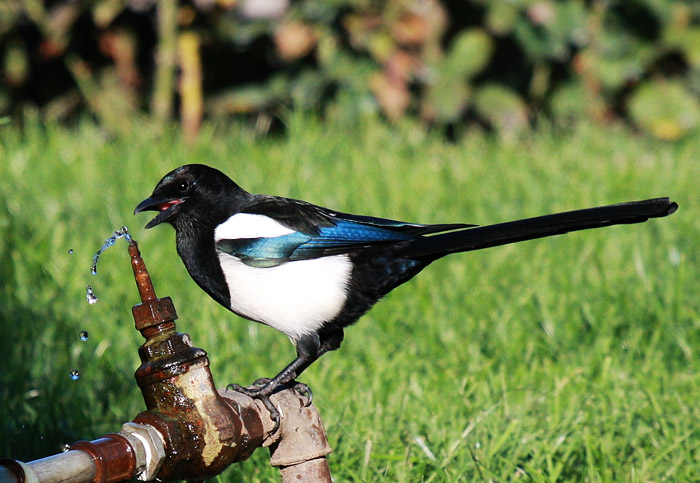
xmin=135 ymin=164 xmax=676 ymax=412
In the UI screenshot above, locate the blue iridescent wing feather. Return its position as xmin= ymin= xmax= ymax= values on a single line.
xmin=216 ymin=219 xmax=416 ymax=267
xmin=216 ymin=197 xmax=473 ymax=267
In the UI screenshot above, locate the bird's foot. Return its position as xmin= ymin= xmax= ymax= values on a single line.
xmin=227 ymin=379 xmax=281 ymax=433
xmin=227 ymin=377 xmax=273 ymax=398
xmin=227 ymin=377 xmax=312 ymax=404
xmin=226 ymin=378 xmax=313 ymax=433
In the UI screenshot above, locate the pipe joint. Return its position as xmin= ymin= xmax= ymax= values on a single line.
xmin=118 ymin=423 xmax=165 ymax=481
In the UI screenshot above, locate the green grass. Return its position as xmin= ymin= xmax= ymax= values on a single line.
xmin=0 ymin=115 xmax=697 ymax=481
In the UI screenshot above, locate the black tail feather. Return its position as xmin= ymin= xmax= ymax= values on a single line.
xmin=401 ymin=198 xmax=677 ymax=260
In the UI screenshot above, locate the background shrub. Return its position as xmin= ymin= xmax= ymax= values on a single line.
xmin=1 ymin=0 xmax=700 ymax=139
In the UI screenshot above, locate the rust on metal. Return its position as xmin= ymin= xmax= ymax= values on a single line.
xmin=130 ymin=338 xmax=268 ymax=480
xmin=279 ymin=458 xmax=333 ymax=482
xmin=263 ymin=384 xmax=333 ymax=482
xmin=132 ymin=368 xmax=266 ymax=481
xmin=69 ymin=435 xmax=136 ymax=483
xmin=127 ymin=240 xmax=178 ymax=335
xmin=128 ymin=241 xmax=157 ymax=303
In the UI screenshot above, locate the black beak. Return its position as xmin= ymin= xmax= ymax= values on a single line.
xmin=134 ymin=195 xmax=183 ymax=229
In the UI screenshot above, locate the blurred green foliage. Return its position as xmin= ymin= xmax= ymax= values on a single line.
xmin=1 ymin=0 xmax=700 ymax=139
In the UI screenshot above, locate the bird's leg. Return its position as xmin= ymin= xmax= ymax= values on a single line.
xmin=227 ymin=334 xmax=324 ymax=429
xmin=227 ymin=355 xmax=316 ymax=430
xmin=229 ymin=354 xmax=317 ymax=398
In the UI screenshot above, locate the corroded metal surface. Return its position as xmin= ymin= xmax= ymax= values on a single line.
xmin=128 ymin=242 xmax=178 ymax=334
xmin=264 ymin=384 xmax=332 ymax=482
xmin=69 ymin=435 xmax=136 ymax=483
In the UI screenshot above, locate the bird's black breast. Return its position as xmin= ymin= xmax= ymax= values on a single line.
xmin=175 ymin=223 xmax=232 ymax=310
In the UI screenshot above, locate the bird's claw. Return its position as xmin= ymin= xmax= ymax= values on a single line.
xmin=226 ymin=378 xmax=313 ymax=433
xmin=292 ymin=381 xmax=313 ymax=407
xmin=259 ymin=396 xmax=281 ymax=434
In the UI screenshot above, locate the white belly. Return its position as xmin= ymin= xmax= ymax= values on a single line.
xmin=217 ymin=253 xmax=352 ymax=341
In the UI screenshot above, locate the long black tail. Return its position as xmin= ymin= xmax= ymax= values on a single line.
xmin=401 ymin=198 xmax=677 ymax=260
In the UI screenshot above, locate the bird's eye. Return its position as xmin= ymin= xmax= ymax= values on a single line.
xmin=177 ymin=180 xmax=190 ymax=193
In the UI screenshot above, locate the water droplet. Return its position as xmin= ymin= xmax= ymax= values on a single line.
xmin=69 ymin=369 xmax=80 ymax=381
xmin=79 ymin=330 xmax=89 ymax=341
xmin=92 ymin=226 xmax=133 ymax=275
xmin=68 ymin=249 xmax=74 ymax=254
xmin=61 ymin=443 xmax=71 ymax=452
xmin=86 ymin=285 xmax=98 ymax=304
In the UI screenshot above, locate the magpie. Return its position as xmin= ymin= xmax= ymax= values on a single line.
xmin=135 ymin=164 xmax=677 ymax=407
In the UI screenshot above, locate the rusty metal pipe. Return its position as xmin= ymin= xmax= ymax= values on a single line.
xmin=0 ymin=452 xmax=96 ymax=483
xmin=0 ymin=422 xmax=165 ymax=483
xmin=219 ymin=388 xmax=332 ymax=482
xmin=129 ymin=242 xmax=157 ymax=303
xmin=253 ymin=387 xmax=333 ymax=482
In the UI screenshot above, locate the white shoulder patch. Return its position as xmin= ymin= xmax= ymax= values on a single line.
xmin=215 ymin=213 xmax=295 ymax=241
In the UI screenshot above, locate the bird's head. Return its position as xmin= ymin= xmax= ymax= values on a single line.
xmin=135 ymin=164 xmax=248 ymax=229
